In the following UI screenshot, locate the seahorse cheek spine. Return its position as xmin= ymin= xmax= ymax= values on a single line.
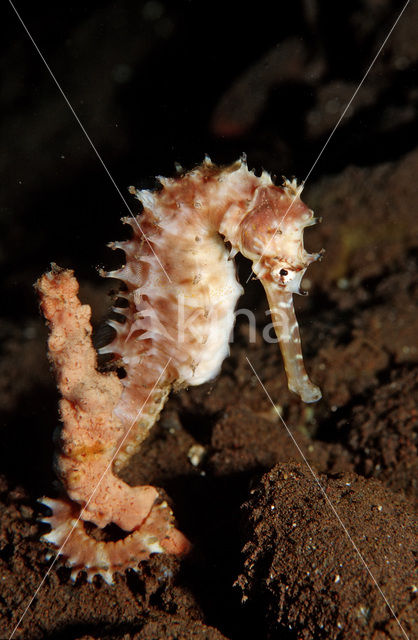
xmin=37 ymin=158 xmax=322 ymax=583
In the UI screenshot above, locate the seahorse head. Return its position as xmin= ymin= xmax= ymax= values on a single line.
xmin=237 ymin=179 xmax=323 ymax=403
xmin=238 ymin=180 xmax=322 ymax=293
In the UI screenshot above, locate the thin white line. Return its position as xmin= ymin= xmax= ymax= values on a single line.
xmin=245 ymin=356 xmax=410 ymax=640
xmin=8 ymin=358 xmax=172 ymax=640
xmin=8 ymin=0 xmax=172 ymax=284
xmin=246 ymin=0 xmax=410 ymax=283
xmin=302 ymin=0 xmax=410 ymax=187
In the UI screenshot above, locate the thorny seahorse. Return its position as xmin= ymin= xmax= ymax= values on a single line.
xmin=37 ymin=157 xmax=323 ymax=583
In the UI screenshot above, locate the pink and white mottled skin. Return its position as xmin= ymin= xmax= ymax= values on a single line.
xmin=37 ymin=157 xmax=322 ymax=583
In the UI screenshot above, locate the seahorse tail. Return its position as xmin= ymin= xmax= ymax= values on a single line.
xmin=39 ymin=497 xmax=190 ymax=584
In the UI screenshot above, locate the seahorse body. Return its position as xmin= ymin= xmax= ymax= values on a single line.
xmin=37 ymin=158 xmax=322 ymax=583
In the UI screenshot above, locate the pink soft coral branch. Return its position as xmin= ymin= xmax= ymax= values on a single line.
xmin=37 ymin=266 xmax=189 ymax=582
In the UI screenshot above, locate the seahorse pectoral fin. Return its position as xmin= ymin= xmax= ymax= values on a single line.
xmin=261 ymin=281 xmax=321 ymax=403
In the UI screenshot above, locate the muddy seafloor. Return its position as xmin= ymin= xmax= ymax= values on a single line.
xmin=1 ymin=2 xmax=417 ymax=639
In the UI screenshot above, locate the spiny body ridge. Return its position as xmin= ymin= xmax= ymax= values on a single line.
xmin=37 ymin=157 xmax=323 ymax=583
